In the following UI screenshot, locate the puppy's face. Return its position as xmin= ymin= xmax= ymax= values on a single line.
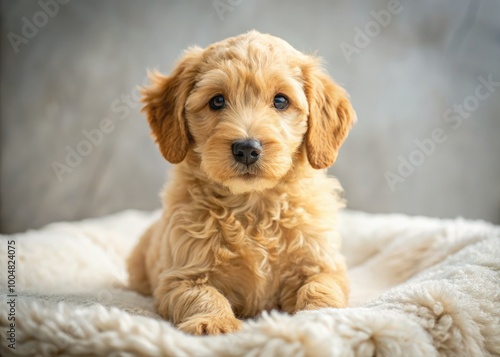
xmin=142 ymin=31 xmax=355 ymax=194
xmin=185 ymin=38 xmax=310 ymax=194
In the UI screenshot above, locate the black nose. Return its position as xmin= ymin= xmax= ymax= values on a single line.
xmin=232 ymin=139 xmax=262 ymax=165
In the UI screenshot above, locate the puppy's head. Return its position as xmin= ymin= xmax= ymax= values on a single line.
xmin=142 ymin=31 xmax=355 ymax=194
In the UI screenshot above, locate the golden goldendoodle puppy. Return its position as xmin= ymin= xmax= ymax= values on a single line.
xmin=127 ymin=30 xmax=356 ymax=335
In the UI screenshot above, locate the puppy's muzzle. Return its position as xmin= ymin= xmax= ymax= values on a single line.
xmin=232 ymin=139 xmax=262 ymax=165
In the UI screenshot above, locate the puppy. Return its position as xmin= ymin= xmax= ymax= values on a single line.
xmin=127 ymin=31 xmax=355 ymax=335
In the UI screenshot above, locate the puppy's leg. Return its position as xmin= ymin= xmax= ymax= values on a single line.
xmin=280 ymin=268 xmax=349 ymax=313
xmin=155 ymin=274 xmax=241 ymax=335
xmin=127 ymin=225 xmax=155 ymax=295
xmin=295 ymin=270 xmax=349 ymax=310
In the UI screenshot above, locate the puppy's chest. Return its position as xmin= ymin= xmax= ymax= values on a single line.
xmin=213 ymin=212 xmax=285 ymax=275
xmin=209 ymin=207 xmax=301 ymax=312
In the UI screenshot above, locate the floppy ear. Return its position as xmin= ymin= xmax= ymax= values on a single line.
xmin=140 ymin=47 xmax=203 ymax=164
xmin=302 ymin=61 xmax=356 ymax=169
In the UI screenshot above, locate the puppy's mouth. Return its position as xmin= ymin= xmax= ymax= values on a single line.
xmin=232 ymin=160 xmax=265 ymax=175
xmin=200 ymin=137 xmax=291 ymax=193
xmin=234 ymin=166 xmax=261 ymax=179
xmin=240 ymin=172 xmax=258 ymax=180
xmin=225 ymin=165 xmax=277 ymax=194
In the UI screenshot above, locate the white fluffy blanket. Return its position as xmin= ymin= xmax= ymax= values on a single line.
xmin=0 ymin=210 xmax=499 ymax=356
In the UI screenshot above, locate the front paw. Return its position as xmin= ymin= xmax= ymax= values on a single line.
xmin=177 ymin=314 xmax=242 ymax=335
xmin=295 ymin=280 xmax=347 ymax=311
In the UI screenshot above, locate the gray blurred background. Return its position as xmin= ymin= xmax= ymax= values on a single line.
xmin=1 ymin=0 xmax=499 ymax=233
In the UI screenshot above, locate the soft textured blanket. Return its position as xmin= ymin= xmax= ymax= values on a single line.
xmin=0 ymin=210 xmax=499 ymax=357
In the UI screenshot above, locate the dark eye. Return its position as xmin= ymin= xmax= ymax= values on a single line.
xmin=273 ymin=94 xmax=289 ymax=110
xmin=209 ymin=95 xmax=225 ymax=110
